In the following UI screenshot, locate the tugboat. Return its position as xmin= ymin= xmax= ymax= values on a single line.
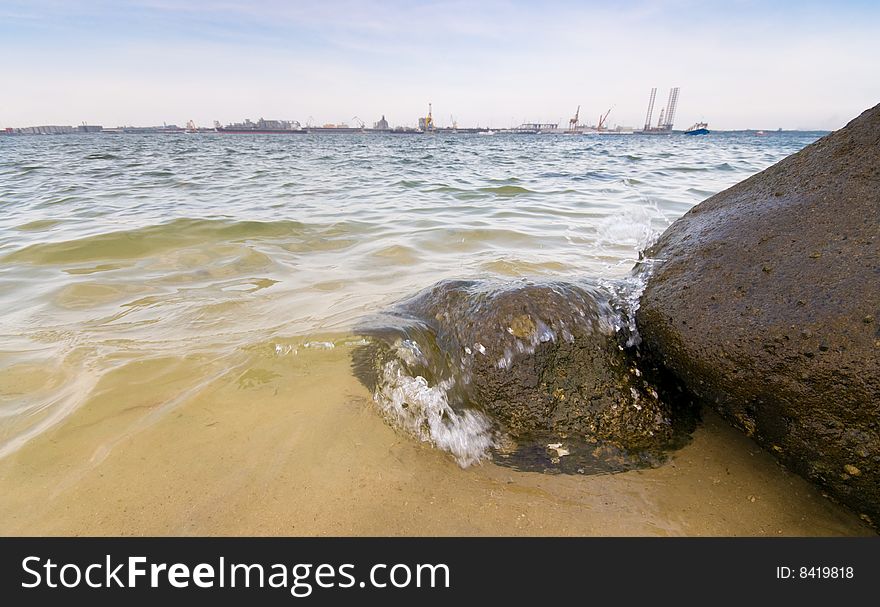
xmin=684 ymin=121 xmax=710 ymax=135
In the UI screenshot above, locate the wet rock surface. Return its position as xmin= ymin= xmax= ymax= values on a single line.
xmin=637 ymin=104 xmax=880 ymax=522
xmin=354 ymin=279 xmax=696 ymax=473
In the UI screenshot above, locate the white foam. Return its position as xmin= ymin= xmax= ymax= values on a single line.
xmin=303 ymin=341 xmax=335 ymax=350
xmin=592 ymin=202 xmax=667 ymax=259
xmin=373 ymin=357 xmax=496 ymax=468
xmin=593 ymin=259 xmax=658 ymax=348
xmin=395 ymin=338 xmax=427 ymax=367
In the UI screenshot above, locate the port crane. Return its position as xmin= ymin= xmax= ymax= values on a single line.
xmin=423 ymin=103 xmax=434 ymax=131
xmin=351 ymin=116 xmax=365 ymax=128
xmin=597 ymin=107 xmax=613 ymax=131
xmin=569 ymin=105 xmax=580 ymax=131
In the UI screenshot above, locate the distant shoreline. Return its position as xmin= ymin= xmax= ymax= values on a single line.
xmin=1 ymin=127 xmax=831 ymax=137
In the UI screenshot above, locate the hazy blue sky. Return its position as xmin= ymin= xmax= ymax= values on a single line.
xmin=2 ymin=0 xmax=878 ymax=129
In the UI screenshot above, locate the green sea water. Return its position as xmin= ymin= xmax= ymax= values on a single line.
xmin=0 ymin=131 xmax=822 ymax=459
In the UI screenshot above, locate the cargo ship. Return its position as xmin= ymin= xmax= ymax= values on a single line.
xmin=308 ymin=122 xmax=365 ymax=133
xmin=215 ymin=118 xmax=306 ymax=134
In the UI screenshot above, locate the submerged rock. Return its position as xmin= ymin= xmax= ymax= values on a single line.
xmin=637 ymin=104 xmax=880 ymax=522
xmin=353 ymin=279 xmax=695 ymax=472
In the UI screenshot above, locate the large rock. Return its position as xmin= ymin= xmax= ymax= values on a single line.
xmin=637 ymin=104 xmax=880 ymax=522
xmin=354 ymin=279 xmax=694 ymax=472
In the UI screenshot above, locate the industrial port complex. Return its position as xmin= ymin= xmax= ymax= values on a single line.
xmin=4 ymin=88 xmax=711 ymax=136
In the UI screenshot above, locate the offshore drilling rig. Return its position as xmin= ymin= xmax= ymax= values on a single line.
xmin=641 ymin=87 xmax=679 ymax=132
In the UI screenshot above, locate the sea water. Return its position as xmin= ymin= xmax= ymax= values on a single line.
xmin=1 ymin=131 xmax=869 ymax=535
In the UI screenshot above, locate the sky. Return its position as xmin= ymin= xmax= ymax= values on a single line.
xmin=2 ymin=0 xmax=879 ymax=130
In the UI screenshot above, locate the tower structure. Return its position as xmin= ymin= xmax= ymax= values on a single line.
xmin=643 ymin=88 xmax=657 ymax=131
xmin=663 ymin=87 xmax=680 ymax=130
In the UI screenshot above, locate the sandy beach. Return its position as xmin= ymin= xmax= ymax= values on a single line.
xmin=0 ymin=339 xmax=870 ymax=536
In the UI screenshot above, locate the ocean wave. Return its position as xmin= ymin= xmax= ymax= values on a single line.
xmin=4 ymin=218 xmax=307 ymax=264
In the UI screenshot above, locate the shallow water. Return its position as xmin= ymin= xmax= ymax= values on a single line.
xmin=0 ymin=131 xmax=871 ymax=535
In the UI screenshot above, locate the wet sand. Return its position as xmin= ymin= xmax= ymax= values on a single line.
xmin=0 ymin=342 xmax=871 ymax=536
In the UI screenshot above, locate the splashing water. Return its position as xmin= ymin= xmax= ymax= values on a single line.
xmin=374 ymin=356 xmax=497 ymax=468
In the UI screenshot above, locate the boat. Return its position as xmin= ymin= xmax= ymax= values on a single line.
xmin=307 ymin=124 xmax=365 ymax=134
xmin=216 ymin=118 xmax=307 ymax=134
xmin=511 ymin=123 xmax=558 ymax=134
xmin=217 ymin=127 xmax=307 ymax=134
xmin=684 ymin=122 xmax=710 ymax=135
